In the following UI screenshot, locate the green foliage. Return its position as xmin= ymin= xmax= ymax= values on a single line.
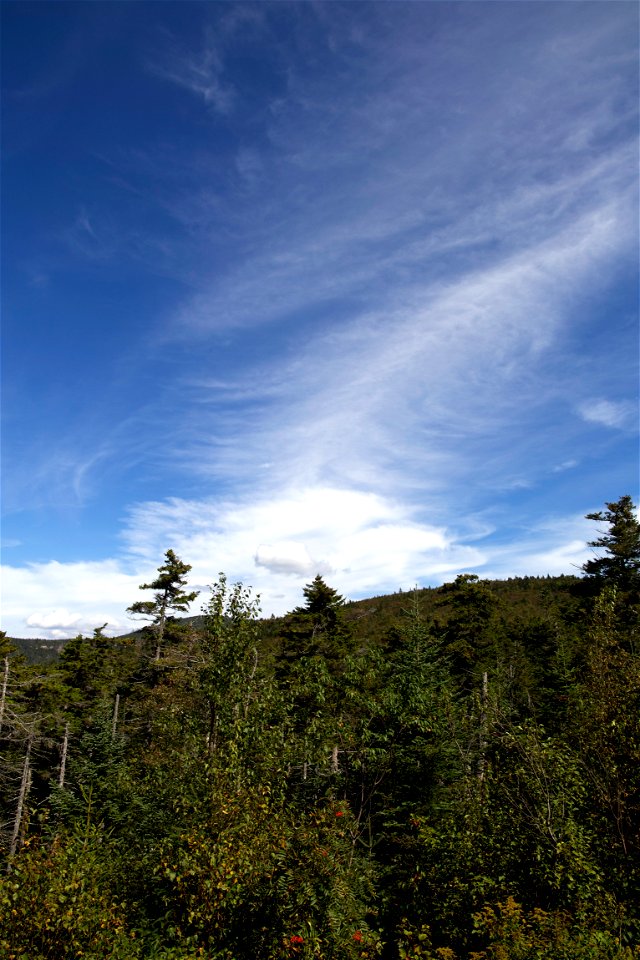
xmin=438 ymin=575 xmax=505 ymax=683
xmin=56 ymin=626 xmax=117 ymax=717
xmin=470 ymin=896 xmax=638 ymax=960
xmin=5 ymin=506 xmax=640 ymax=958
xmin=50 ymin=709 xmax=129 ymax=828
xmin=567 ymin=588 xmax=640 ymax=938
xmin=156 ymin=786 xmax=377 ymax=959
xmin=198 ymin=574 xmax=265 ymax=767
xmin=396 ymin=899 xmax=640 ymax=960
xmin=583 ymin=496 xmax=640 ymax=594
xmin=127 ymin=549 xmax=199 ymax=660
xmin=486 ymin=724 xmax=608 ymax=913
xmin=0 ymin=824 xmax=140 ymax=960
xmin=277 ymin=575 xmax=354 ymax=675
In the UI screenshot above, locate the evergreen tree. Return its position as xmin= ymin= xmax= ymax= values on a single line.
xmin=277 ymin=575 xmax=352 ymax=674
xmin=583 ymin=495 xmax=640 ymax=593
xmin=57 ymin=625 xmax=113 ymax=714
xmin=127 ymin=550 xmax=198 ymax=661
xmin=438 ymin=574 xmax=505 ymax=683
xmin=8 ymin=544 xmax=640 ymax=957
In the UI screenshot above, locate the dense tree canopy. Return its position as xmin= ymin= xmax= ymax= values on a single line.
xmin=1 ymin=498 xmax=639 ymax=959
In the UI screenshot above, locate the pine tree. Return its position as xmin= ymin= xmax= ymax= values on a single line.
xmin=277 ymin=575 xmax=352 ymax=672
xmin=127 ymin=550 xmax=199 ymax=661
xmin=439 ymin=573 xmax=505 ymax=683
xmin=583 ymin=495 xmax=640 ymax=593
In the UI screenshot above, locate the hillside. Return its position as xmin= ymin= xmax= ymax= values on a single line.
xmin=9 ymin=574 xmax=583 ymax=664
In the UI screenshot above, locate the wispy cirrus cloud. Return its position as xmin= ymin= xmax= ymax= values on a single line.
xmin=2 ymin=3 xmax=637 ymax=641
xmin=147 ymin=26 xmax=235 ymax=114
xmin=167 ymin=187 xmax=634 ymax=506
xmin=12 ymin=5 xmax=637 ymax=519
xmin=577 ymin=399 xmax=637 ymax=430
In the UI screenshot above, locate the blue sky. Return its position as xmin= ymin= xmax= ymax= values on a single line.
xmin=2 ymin=1 xmax=638 ymax=639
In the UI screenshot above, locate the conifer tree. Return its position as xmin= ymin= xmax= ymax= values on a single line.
xmin=439 ymin=573 xmax=504 ymax=683
xmin=127 ymin=550 xmax=198 ymax=661
xmin=277 ymin=574 xmax=352 ymax=672
xmin=583 ymin=495 xmax=640 ymax=593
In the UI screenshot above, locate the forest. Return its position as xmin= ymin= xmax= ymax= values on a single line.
xmin=1 ymin=495 xmax=639 ymax=960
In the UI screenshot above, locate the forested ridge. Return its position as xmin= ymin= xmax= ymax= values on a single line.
xmin=1 ymin=497 xmax=639 ymax=959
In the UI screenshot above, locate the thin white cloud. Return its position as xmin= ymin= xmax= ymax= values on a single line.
xmin=117 ymin=485 xmax=485 ymax=616
xmin=2 ymin=4 xmax=637 ymax=641
xmin=484 ymin=539 xmax=590 ymax=581
xmin=148 ymin=27 xmax=235 ymax=114
xmin=168 ymin=187 xmax=634 ymax=511
xmin=2 ymin=486 xmax=479 ymax=637
xmin=166 ymin=141 xmax=635 ymax=341
xmin=577 ymin=399 xmax=637 ymax=430
xmin=552 ymin=460 xmax=579 ymax=474
xmin=479 ymin=513 xmax=596 ymax=582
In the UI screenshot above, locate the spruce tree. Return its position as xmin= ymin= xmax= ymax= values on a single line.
xmin=438 ymin=573 xmax=504 ymax=683
xmin=583 ymin=495 xmax=640 ymax=593
xmin=127 ymin=550 xmax=199 ymax=661
xmin=276 ymin=574 xmax=353 ymax=676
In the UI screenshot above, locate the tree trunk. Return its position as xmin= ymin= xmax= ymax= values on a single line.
xmin=478 ymin=670 xmax=488 ymax=783
xmin=112 ymin=693 xmax=120 ymax=740
xmin=243 ymin=647 xmax=258 ymax=718
xmin=155 ymin=606 xmax=167 ymax=661
xmin=0 ymin=657 xmax=8 ymax=734
xmin=59 ymin=723 xmax=69 ymax=789
xmin=10 ymin=740 xmax=32 ymax=858
xmin=207 ymin=701 xmax=218 ymax=755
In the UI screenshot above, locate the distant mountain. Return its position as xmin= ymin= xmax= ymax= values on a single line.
xmin=8 ymin=574 xmax=583 ymax=664
xmin=9 ymin=636 xmax=67 ymax=664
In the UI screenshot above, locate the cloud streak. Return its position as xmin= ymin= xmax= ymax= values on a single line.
xmin=577 ymin=399 xmax=637 ymax=431
xmin=148 ymin=26 xmax=235 ymax=114
xmin=168 ymin=186 xmax=634 ymax=513
xmin=1 ymin=2 xmax=637 ymax=640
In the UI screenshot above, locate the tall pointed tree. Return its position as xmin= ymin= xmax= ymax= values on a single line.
xmin=127 ymin=550 xmax=199 ymax=661
xmin=583 ymin=495 xmax=640 ymax=594
xmin=438 ymin=573 xmax=504 ymax=683
xmin=276 ymin=574 xmax=353 ymax=677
